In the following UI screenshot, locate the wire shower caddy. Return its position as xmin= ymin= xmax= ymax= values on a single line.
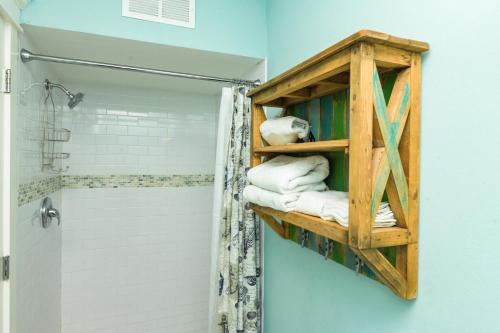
xmin=41 ymin=79 xmax=71 ymax=173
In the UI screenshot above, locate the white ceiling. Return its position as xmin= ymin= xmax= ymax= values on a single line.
xmin=21 ymin=25 xmax=264 ymax=94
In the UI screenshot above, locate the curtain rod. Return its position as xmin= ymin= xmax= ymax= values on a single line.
xmin=20 ymin=49 xmax=260 ymax=87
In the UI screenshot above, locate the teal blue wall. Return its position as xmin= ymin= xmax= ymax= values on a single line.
xmin=20 ymin=1 xmax=500 ymax=332
xmin=265 ymin=1 xmax=500 ymax=332
xmin=21 ymin=0 xmax=267 ymax=58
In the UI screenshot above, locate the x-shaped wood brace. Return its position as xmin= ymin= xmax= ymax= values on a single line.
xmin=371 ymin=67 xmax=411 ymax=227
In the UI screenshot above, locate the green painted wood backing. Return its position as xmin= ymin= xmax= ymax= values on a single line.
xmin=281 ymin=73 xmax=400 ymax=280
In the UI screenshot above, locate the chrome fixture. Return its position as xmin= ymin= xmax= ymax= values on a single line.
xmin=20 ymin=48 xmax=261 ymax=87
xmin=40 ymin=197 xmax=61 ymax=228
xmin=41 ymin=79 xmax=72 ymax=173
xmin=44 ymin=79 xmax=84 ymax=109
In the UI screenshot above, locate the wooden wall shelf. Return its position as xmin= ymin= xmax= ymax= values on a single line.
xmin=248 ymin=30 xmax=429 ymax=299
xmin=251 ymin=204 xmax=409 ymax=248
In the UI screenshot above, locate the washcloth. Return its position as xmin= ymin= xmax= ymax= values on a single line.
xmin=295 ymin=191 xmax=397 ymax=228
xmin=247 ymin=155 xmax=329 ymax=194
xmin=243 ymin=185 xmax=300 ymax=212
xmin=260 ymin=116 xmax=309 ymax=146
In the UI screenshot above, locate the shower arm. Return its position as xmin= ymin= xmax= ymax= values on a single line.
xmin=45 ymin=80 xmax=73 ymax=98
xmin=20 ymin=49 xmax=261 ymax=87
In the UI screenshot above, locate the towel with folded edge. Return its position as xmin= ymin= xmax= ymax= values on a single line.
xmin=247 ymin=155 xmax=329 ymax=194
xmin=243 ymin=185 xmax=301 ymax=212
xmin=295 ymin=191 xmax=397 ymax=228
xmin=260 ymin=116 xmax=309 ymax=146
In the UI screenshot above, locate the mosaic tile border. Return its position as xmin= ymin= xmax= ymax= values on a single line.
xmin=18 ymin=176 xmax=61 ymax=207
xmin=61 ymin=174 xmax=215 ymax=189
xmin=18 ymin=174 xmax=214 ymax=206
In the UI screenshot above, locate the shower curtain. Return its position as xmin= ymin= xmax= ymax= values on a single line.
xmin=210 ymin=86 xmax=262 ymax=333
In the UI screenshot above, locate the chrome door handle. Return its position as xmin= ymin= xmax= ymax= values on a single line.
xmin=40 ymin=197 xmax=61 ymax=228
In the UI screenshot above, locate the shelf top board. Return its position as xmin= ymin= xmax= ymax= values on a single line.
xmin=247 ymin=30 xmax=429 ymax=98
xmin=253 ymin=139 xmax=349 ymax=155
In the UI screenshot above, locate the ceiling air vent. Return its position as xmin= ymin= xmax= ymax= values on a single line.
xmin=123 ymin=0 xmax=195 ymax=28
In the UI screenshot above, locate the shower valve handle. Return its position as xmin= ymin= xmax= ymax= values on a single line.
xmin=40 ymin=197 xmax=61 ymax=228
xmin=47 ymin=207 xmax=61 ymax=226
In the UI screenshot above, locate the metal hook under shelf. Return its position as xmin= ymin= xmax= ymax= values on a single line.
xmin=300 ymin=229 xmax=309 ymax=248
xmin=324 ymin=239 xmax=334 ymax=260
xmin=354 ymin=255 xmax=365 ymax=275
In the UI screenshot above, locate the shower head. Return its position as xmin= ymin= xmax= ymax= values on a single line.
xmin=44 ymin=79 xmax=84 ymax=109
xmin=67 ymin=92 xmax=84 ymax=109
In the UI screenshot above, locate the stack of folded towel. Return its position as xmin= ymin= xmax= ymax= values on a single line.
xmin=243 ymin=155 xmax=329 ymax=212
xmin=243 ymin=115 xmax=397 ymax=228
xmin=243 ymin=185 xmax=301 ymax=212
xmin=295 ymin=191 xmax=396 ymax=227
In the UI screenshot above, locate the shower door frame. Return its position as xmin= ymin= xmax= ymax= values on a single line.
xmin=0 ymin=3 xmax=18 ymax=332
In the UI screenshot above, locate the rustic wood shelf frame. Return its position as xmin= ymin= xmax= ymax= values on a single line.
xmin=247 ymin=30 xmax=429 ymax=299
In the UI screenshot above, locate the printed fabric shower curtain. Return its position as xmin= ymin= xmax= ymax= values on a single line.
xmin=215 ymin=86 xmax=262 ymax=333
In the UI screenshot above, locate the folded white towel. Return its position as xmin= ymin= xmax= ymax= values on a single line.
xmin=260 ymin=116 xmax=309 ymax=146
xmin=247 ymin=155 xmax=329 ymax=194
xmin=295 ymin=191 xmax=397 ymax=228
xmin=295 ymin=190 xmax=347 ymax=216
xmin=243 ymin=185 xmax=300 ymax=212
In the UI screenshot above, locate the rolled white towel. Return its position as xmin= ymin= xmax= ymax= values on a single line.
xmin=260 ymin=116 xmax=309 ymax=146
xmin=243 ymin=185 xmax=300 ymax=212
xmin=295 ymin=191 xmax=397 ymax=228
xmin=247 ymin=155 xmax=329 ymax=194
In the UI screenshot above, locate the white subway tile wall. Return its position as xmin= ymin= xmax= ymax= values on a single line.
xmin=16 ymin=38 xmax=63 ymax=333
xmin=16 ymin=196 xmax=62 ymax=333
xmin=62 ymin=187 xmax=213 ymax=333
xmin=17 ymin=43 xmax=219 ymax=332
xmin=60 ymin=84 xmax=218 ymax=333
xmin=61 ymin=84 xmax=218 ymax=175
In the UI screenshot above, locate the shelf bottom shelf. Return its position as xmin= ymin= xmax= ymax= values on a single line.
xmin=250 ymin=204 xmax=409 ymax=248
